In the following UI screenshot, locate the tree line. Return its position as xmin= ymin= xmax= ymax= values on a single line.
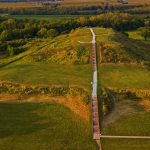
xmin=0 ymin=13 xmax=146 ymax=56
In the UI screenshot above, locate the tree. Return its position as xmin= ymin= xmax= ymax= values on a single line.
xmin=37 ymin=28 xmax=47 ymax=38
xmin=1 ymin=19 xmax=16 ymax=30
xmin=139 ymin=27 xmax=150 ymax=41
xmin=7 ymin=45 xmax=14 ymax=56
xmin=47 ymin=29 xmax=58 ymax=38
xmin=0 ymin=30 xmax=11 ymax=41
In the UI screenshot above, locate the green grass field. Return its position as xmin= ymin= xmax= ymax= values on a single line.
xmin=101 ymin=138 xmax=150 ymax=150
xmin=0 ymin=102 xmax=97 ymax=150
xmin=101 ymin=98 xmax=150 ymax=150
xmin=0 ymin=63 xmax=92 ymax=91
xmin=127 ymin=30 xmax=150 ymax=44
xmin=99 ymin=64 xmax=150 ymax=89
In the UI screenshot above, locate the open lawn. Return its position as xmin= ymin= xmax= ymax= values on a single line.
xmin=0 ymin=102 xmax=97 ymax=150
xmin=0 ymin=63 xmax=92 ymax=91
xmin=99 ymin=64 xmax=150 ymax=89
xmin=101 ymin=138 xmax=150 ymax=150
xmin=101 ymin=98 xmax=150 ymax=150
xmin=102 ymin=111 xmax=150 ymax=136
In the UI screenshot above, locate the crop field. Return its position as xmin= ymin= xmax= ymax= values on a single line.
xmin=0 ymin=2 xmax=41 ymax=8
xmin=0 ymin=0 xmax=149 ymax=9
xmin=62 ymin=0 xmax=150 ymax=6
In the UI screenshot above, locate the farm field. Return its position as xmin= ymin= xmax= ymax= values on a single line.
xmin=0 ymin=0 xmax=149 ymax=9
xmin=62 ymin=0 xmax=150 ymax=6
xmin=0 ymin=2 xmax=41 ymax=8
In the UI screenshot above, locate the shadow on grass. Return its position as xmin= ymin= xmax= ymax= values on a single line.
xmin=0 ymin=103 xmax=50 ymax=139
xmin=112 ymin=33 xmax=150 ymax=62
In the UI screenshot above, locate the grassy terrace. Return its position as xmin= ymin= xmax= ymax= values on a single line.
xmin=99 ymin=64 xmax=150 ymax=89
xmin=0 ymin=28 xmax=92 ymax=90
xmin=0 ymin=103 xmax=97 ymax=150
xmin=0 ymin=63 xmax=92 ymax=91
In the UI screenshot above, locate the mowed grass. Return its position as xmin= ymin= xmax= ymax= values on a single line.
xmin=102 ymin=112 xmax=150 ymax=136
xmin=101 ymin=138 xmax=150 ymax=150
xmin=0 ymin=63 xmax=92 ymax=91
xmin=93 ymin=28 xmax=115 ymax=44
xmin=99 ymin=64 xmax=150 ymax=89
xmin=0 ymin=102 xmax=97 ymax=150
xmin=101 ymin=101 xmax=150 ymax=150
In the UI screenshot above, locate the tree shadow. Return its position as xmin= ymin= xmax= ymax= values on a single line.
xmin=111 ymin=33 xmax=150 ymax=62
xmin=0 ymin=103 xmax=50 ymax=139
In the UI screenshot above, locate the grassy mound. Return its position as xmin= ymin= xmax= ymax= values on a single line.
xmin=94 ymin=28 xmax=150 ymax=63
xmin=0 ymin=28 xmax=92 ymax=66
xmin=1 ymin=27 xmax=149 ymax=66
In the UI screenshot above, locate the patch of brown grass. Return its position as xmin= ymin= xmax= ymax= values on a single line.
xmin=103 ymin=98 xmax=150 ymax=126
xmin=140 ymin=99 xmax=150 ymax=111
